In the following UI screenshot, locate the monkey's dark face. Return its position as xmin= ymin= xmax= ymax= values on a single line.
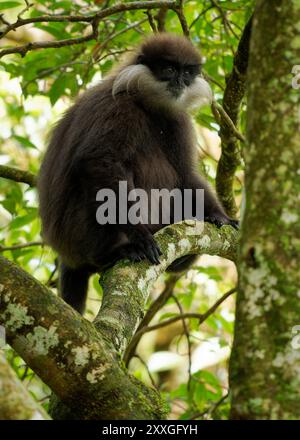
xmin=112 ymin=35 xmax=212 ymax=110
xmin=154 ymin=61 xmax=201 ymax=98
xmin=139 ymin=57 xmax=201 ymax=98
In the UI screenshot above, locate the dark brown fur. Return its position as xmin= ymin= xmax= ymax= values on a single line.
xmin=38 ymin=34 xmax=237 ymax=313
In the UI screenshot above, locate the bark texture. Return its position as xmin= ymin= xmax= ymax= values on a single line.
xmin=0 ymin=351 xmax=51 ymax=420
xmin=0 ymin=220 xmax=238 ymax=419
xmin=229 ymin=0 xmax=300 ymax=420
xmin=216 ymin=16 xmax=252 ymax=217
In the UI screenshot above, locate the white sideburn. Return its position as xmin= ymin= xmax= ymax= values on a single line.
xmin=112 ymin=65 xmax=156 ymax=97
xmin=177 ymin=77 xmax=213 ymax=109
xmin=112 ymin=64 xmax=212 ymax=110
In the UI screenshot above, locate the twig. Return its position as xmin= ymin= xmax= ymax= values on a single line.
xmin=145 ymin=10 xmax=158 ymax=32
xmin=0 ymin=18 xmax=100 ymax=58
xmin=189 ymin=5 xmax=214 ymax=30
xmin=0 ymin=165 xmax=37 ymax=187
xmin=203 ymin=71 xmax=224 ymax=91
xmin=94 ymin=18 xmax=148 ymax=61
xmin=17 ymin=0 xmax=34 ymax=20
xmin=212 ymin=100 xmax=246 ymax=143
xmin=46 ymin=258 xmax=59 ymax=287
xmin=133 ymin=354 xmax=158 ymax=389
xmin=0 ymin=241 xmax=43 ymax=252
xmin=154 ymin=7 xmax=168 ymax=32
xmin=210 ymin=0 xmax=239 ymax=40
xmin=172 ymin=292 xmax=192 ymax=391
xmin=0 ymin=14 xmax=11 ymax=27
xmin=125 ymin=287 xmax=236 ymax=364
xmin=191 ymin=392 xmax=229 ymax=419
xmin=0 ymin=1 xmax=176 ymax=40
xmin=174 ymin=0 xmax=189 ymax=37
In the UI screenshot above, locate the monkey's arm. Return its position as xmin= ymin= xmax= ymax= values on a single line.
xmin=184 ymin=172 xmax=239 ymax=228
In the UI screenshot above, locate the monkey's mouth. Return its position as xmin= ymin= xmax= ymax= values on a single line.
xmin=167 ymin=85 xmax=185 ymax=99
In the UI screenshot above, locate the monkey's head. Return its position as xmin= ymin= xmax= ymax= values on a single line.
xmin=112 ymin=33 xmax=212 ymax=111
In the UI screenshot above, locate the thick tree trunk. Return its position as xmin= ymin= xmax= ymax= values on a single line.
xmin=229 ymin=0 xmax=300 ymax=419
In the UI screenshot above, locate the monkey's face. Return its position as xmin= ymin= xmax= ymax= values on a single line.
xmin=136 ymin=56 xmax=212 ymax=110
xmin=149 ymin=60 xmax=201 ymax=98
xmin=112 ymin=35 xmax=213 ymax=111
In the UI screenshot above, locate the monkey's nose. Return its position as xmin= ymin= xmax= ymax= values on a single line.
xmin=175 ymin=77 xmax=185 ymax=88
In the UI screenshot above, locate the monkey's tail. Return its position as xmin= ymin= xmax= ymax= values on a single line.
xmin=166 ymin=255 xmax=198 ymax=273
xmin=59 ymin=262 xmax=91 ymax=314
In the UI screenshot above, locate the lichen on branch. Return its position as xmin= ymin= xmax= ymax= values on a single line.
xmin=0 ymin=220 xmax=238 ymax=419
xmin=0 ymin=351 xmax=51 ymax=420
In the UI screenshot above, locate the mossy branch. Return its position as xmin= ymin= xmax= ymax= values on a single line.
xmin=0 ymin=351 xmax=51 ymax=420
xmin=0 ymin=220 xmax=238 ymax=419
xmin=95 ymin=220 xmax=238 ymax=354
xmin=0 ymin=165 xmax=37 ymax=187
xmin=215 ymin=16 xmax=252 ymax=217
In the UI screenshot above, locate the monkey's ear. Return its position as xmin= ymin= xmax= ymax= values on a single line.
xmin=136 ymin=54 xmax=146 ymax=65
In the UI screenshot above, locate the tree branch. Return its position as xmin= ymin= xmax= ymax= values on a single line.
xmin=0 ymin=17 xmax=100 ymax=58
xmin=154 ymin=7 xmax=168 ymax=32
xmin=94 ymin=220 xmax=238 ymax=354
xmin=124 ymin=286 xmax=236 ymax=365
xmin=0 ymin=241 xmax=43 ymax=252
xmin=212 ymin=100 xmax=246 ymax=143
xmin=0 ymin=220 xmax=237 ymax=418
xmin=0 ymin=1 xmax=177 ymax=58
xmin=0 ymin=256 xmax=164 ymax=419
xmin=0 ymin=351 xmax=51 ymax=420
xmin=125 ymin=273 xmax=182 ymax=365
xmin=0 ymin=165 xmax=37 ymax=187
xmin=215 ymin=16 xmax=252 ymax=217
xmin=174 ymin=0 xmax=189 ymax=37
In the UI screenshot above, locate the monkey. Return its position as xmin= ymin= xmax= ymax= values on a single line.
xmin=38 ymin=33 xmax=238 ymax=314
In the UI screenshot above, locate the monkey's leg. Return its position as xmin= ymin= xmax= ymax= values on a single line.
xmin=119 ymin=224 xmax=162 ymax=265
xmin=95 ymin=239 xmax=162 ymax=269
xmin=59 ymin=262 xmax=91 ymax=314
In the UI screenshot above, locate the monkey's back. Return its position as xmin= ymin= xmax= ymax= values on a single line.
xmin=38 ymin=80 xmax=194 ymax=268
xmin=38 ymin=81 xmax=120 ymax=266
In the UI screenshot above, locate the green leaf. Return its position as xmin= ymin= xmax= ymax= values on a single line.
xmin=0 ymin=2 xmax=21 ymax=10
xmin=159 ymin=312 xmax=177 ymax=321
xmin=34 ymin=23 xmax=71 ymax=40
xmin=193 ymin=266 xmax=223 ymax=281
xmin=12 ymin=135 xmax=37 ymax=150
xmin=49 ymin=75 xmax=68 ymax=105
xmin=10 ymin=210 xmax=37 ymax=230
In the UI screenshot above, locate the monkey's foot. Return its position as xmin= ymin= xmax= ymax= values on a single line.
xmin=120 ymin=238 xmax=162 ymax=265
xmin=205 ymin=214 xmax=239 ymax=230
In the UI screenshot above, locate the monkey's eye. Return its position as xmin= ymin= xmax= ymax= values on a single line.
xmin=184 ymin=65 xmax=200 ymax=78
xmin=162 ymin=66 xmax=175 ymax=75
xmin=183 ymin=67 xmax=194 ymax=76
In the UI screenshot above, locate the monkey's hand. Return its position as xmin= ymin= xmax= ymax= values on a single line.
xmin=204 ymin=213 xmax=239 ymax=230
xmin=122 ymin=228 xmax=162 ymax=265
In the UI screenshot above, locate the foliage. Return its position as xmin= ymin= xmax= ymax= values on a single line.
xmin=0 ymin=0 xmax=254 ymax=419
